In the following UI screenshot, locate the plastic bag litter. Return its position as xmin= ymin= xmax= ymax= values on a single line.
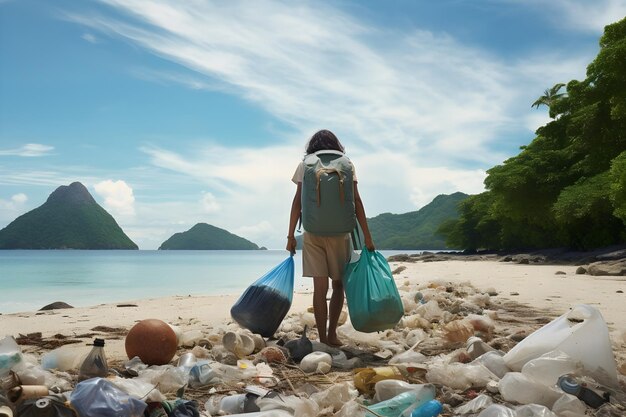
xmin=477 ymin=404 xmax=517 ymax=417
xmin=467 ymin=314 xmax=495 ymax=337
xmin=343 ymin=249 xmax=404 ymax=333
xmin=399 ymin=314 xmax=431 ymax=330
xmin=426 ymin=362 xmax=498 ymax=391
xmin=70 ymin=378 xmax=147 ymax=417
xmin=515 ymin=404 xmax=557 ymax=417
xmin=0 ymin=337 xmax=22 ymax=377
xmin=520 ymin=350 xmax=581 ymax=387
xmin=415 ymin=300 xmax=443 ymax=322
xmin=455 ymin=394 xmax=493 ymax=415
xmin=388 ymin=342 xmax=427 ymax=365
xmin=309 ymin=382 xmax=358 ymax=412
xmin=110 ymin=376 xmax=165 ymax=403
xmin=41 ymin=346 xmax=84 ymax=372
xmin=231 ymin=255 xmax=294 ymax=337
xmin=503 ymin=304 xmax=618 ymax=388
xmin=405 ymin=329 xmax=429 ymax=346
xmin=11 ymin=362 xmax=72 ymax=392
xmin=256 ymin=394 xmax=319 ymax=417
xmin=499 ymin=372 xmax=562 ymax=408
xmin=443 ymin=319 xmax=475 ymax=343
xmin=337 ymin=321 xmax=383 ymax=347
xmin=136 ymin=365 xmax=188 ymax=394
xmin=472 ymin=351 xmax=509 ymax=378
xmin=552 ymin=393 xmax=587 ymax=416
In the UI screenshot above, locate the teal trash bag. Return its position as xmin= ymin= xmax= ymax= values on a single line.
xmin=343 ymin=249 xmax=404 ymax=333
xmin=230 ymin=255 xmax=294 ymax=337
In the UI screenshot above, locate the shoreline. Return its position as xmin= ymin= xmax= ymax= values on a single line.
xmin=1 ymin=258 xmax=625 ymax=363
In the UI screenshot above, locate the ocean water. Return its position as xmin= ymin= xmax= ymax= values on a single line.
xmin=0 ymin=249 xmax=424 ymax=314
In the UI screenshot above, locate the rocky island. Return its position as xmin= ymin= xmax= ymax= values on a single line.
xmin=0 ymin=182 xmax=138 ymax=249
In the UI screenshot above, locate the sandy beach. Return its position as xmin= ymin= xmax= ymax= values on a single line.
xmin=2 ymin=258 xmax=625 ymax=363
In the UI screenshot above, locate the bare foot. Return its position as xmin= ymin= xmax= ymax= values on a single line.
xmin=326 ymin=335 xmax=343 ymax=347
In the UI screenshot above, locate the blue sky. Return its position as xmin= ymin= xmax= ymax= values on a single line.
xmin=1 ymin=0 xmax=625 ymax=249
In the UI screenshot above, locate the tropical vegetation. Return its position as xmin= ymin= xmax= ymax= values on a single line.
xmin=439 ymin=17 xmax=626 ymax=251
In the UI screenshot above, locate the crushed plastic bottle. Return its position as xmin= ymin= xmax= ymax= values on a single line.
xmin=78 ymin=339 xmax=108 ymax=382
xmin=366 ymin=387 xmax=435 ymax=417
xmin=409 ymin=400 xmax=442 ymax=417
xmin=557 ymin=374 xmax=608 ymax=409
xmin=373 ymin=381 xmax=435 ymax=403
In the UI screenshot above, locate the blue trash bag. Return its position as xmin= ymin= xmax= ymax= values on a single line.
xmin=343 ymin=248 xmax=404 ymax=333
xmin=70 ymin=377 xmax=147 ymax=417
xmin=230 ymin=255 xmax=294 ymax=337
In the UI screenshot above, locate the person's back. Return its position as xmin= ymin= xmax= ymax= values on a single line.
xmin=287 ymin=129 xmax=375 ymax=347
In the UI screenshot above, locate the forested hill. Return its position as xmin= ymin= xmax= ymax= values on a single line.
xmin=159 ymin=223 xmax=262 ymax=250
xmin=0 ymin=182 xmax=138 ymax=249
xmin=368 ymin=192 xmax=468 ymax=249
xmin=439 ymin=17 xmax=626 ymax=251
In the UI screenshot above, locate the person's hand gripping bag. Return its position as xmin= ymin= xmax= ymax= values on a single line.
xmin=230 ymin=255 xmax=294 ymax=337
xmin=343 ymin=249 xmax=403 ymax=333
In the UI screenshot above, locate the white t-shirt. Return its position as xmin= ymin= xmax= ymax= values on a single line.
xmin=291 ymin=160 xmax=358 ymax=184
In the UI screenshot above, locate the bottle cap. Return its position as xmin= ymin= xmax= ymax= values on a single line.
xmin=558 ymin=375 xmax=580 ymax=395
xmin=93 ymin=338 xmax=105 ymax=347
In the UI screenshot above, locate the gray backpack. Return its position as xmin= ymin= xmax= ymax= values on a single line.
xmin=301 ymin=150 xmax=356 ymax=235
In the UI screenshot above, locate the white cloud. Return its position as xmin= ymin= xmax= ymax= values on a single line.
xmin=0 ymin=143 xmax=54 ymax=157
xmin=82 ymin=33 xmax=98 ymax=43
xmin=93 ymin=179 xmax=136 ymax=217
xmin=200 ymin=192 xmax=220 ymax=213
xmin=11 ymin=193 xmax=27 ymax=204
xmin=0 ymin=193 xmax=28 ymax=210
xmin=537 ymin=0 xmax=626 ymax=33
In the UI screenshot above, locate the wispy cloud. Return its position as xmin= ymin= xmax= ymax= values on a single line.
xmin=0 ymin=143 xmax=54 ymax=157
xmin=64 ymin=0 xmax=594 ymax=170
xmin=82 ymin=33 xmax=98 ymax=43
xmin=520 ymin=0 xmax=626 ymax=34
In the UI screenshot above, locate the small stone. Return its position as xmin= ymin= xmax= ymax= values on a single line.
xmin=510 ymin=292 xmax=519 ymax=296
xmin=518 ymin=258 xmax=530 ymax=265
xmin=392 ymin=266 xmax=407 ymax=275
xmin=617 ymin=290 xmax=624 ymax=294
xmin=575 ymin=266 xmax=587 ymax=274
xmin=555 ymin=271 xmax=566 ymax=275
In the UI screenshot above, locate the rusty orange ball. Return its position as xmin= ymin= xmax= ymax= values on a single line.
xmin=125 ymin=319 xmax=177 ymax=365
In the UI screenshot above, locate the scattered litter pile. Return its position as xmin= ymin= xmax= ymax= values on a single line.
xmin=2 ymin=279 xmax=626 ymax=417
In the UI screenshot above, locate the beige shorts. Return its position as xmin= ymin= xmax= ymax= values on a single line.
xmin=302 ymin=232 xmax=352 ymax=281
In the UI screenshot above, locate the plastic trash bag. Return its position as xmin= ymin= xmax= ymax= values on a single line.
xmin=70 ymin=377 xmax=147 ymax=417
xmin=503 ymin=304 xmax=618 ymax=388
xmin=231 ymin=255 xmax=294 ymax=337
xmin=343 ymin=249 xmax=404 ymax=333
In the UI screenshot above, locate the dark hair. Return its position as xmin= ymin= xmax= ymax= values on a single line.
xmin=305 ymin=130 xmax=345 ymax=155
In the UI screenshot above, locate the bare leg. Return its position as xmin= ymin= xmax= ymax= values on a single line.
xmin=327 ymin=280 xmax=344 ymax=346
xmin=313 ymin=276 xmax=329 ymax=343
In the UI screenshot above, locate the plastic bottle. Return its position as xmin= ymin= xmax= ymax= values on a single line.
xmin=410 ymin=400 xmax=442 ymax=417
xmin=366 ymin=389 xmax=435 ymax=417
xmin=373 ymin=380 xmax=436 ymax=403
xmin=557 ymin=375 xmax=608 ymax=409
xmin=78 ymin=339 xmax=108 ymax=381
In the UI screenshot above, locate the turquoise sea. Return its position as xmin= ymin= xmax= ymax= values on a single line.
xmin=0 ymin=250 xmax=422 ymax=314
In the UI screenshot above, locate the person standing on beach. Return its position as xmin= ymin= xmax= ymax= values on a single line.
xmin=286 ymin=130 xmax=375 ymax=347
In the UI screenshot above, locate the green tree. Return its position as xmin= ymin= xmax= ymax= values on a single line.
xmin=531 ymin=83 xmax=567 ymax=118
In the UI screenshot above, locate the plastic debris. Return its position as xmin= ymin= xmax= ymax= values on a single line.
xmin=299 ymin=352 xmax=332 ymax=374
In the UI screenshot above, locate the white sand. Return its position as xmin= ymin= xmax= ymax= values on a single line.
xmin=1 ymin=259 xmax=625 ymax=361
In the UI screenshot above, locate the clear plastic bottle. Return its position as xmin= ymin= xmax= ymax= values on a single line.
xmin=78 ymin=338 xmax=108 ymax=381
